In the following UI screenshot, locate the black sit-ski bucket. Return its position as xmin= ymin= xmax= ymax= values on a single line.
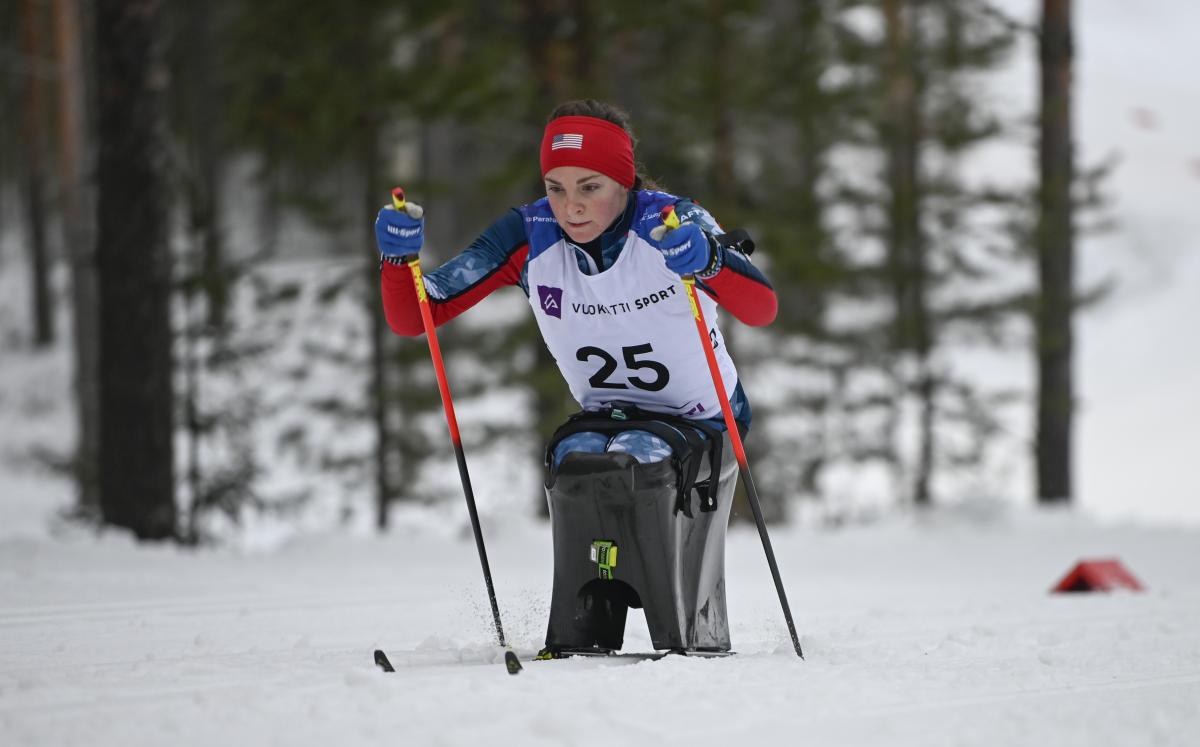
xmin=542 ymin=425 xmax=738 ymax=654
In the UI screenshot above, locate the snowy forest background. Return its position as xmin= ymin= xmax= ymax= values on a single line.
xmin=2 ymin=0 xmax=1198 ymax=547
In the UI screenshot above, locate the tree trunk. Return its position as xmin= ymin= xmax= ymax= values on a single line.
xmin=94 ymin=0 xmax=176 ymax=540
xmin=883 ymin=0 xmax=934 ymax=506
xmin=53 ymin=0 xmax=101 ymax=515
xmin=20 ymin=0 xmax=55 ymax=348
xmin=353 ymin=5 xmax=393 ymax=531
xmin=365 ymin=128 xmax=395 ymax=532
xmin=180 ymin=0 xmax=227 ymax=332
xmin=1036 ymin=0 xmax=1074 ymax=504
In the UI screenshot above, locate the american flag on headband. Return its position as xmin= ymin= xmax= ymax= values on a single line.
xmin=551 ymin=133 xmax=584 ymax=150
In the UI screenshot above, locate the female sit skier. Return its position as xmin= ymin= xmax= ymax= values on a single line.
xmin=376 ymin=100 xmax=777 ymax=656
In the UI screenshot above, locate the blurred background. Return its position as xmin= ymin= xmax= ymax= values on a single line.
xmin=0 ymin=0 xmax=1196 ymax=546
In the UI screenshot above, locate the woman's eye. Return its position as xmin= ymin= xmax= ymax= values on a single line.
xmin=547 ymin=185 xmax=563 ymax=193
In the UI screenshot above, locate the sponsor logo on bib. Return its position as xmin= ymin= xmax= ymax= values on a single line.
xmin=538 ymin=285 xmax=563 ymax=318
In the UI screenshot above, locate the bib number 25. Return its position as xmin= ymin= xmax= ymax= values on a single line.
xmin=576 ymin=343 xmax=670 ymax=392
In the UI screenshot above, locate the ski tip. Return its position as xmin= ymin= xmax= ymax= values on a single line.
xmin=504 ymin=650 xmax=523 ymax=675
xmin=373 ymin=649 xmax=396 ymax=673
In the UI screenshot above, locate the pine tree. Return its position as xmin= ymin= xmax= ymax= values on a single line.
xmin=820 ymin=0 xmax=1023 ymax=508
xmin=221 ymin=0 xmax=447 ymax=530
xmin=729 ymin=0 xmax=858 ymax=518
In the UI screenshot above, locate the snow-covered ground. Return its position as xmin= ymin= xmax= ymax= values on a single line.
xmin=2 ymin=507 xmax=1199 ymax=746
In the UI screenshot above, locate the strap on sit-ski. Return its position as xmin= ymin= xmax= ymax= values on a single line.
xmin=545 ymin=404 xmax=725 ymax=517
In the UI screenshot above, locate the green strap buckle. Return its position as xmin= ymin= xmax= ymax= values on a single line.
xmin=590 ymin=540 xmax=618 ymax=580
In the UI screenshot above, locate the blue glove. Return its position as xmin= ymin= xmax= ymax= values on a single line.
xmin=375 ymin=206 xmax=424 ymax=259
xmin=655 ymin=222 xmax=714 ymax=276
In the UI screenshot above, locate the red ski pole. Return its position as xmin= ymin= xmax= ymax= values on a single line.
xmin=652 ymin=205 xmax=803 ymax=658
xmin=391 ymin=187 xmax=507 ymax=649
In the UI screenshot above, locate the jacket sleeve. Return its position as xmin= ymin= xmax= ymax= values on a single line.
xmin=381 ymin=209 xmax=529 ymax=336
xmin=673 ymin=199 xmax=778 ymax=327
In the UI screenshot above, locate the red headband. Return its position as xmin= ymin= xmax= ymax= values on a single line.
xmin=540 ymin=115 xmax=636 ymax=189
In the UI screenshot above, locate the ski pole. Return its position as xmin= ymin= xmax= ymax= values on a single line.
xmin=392 ymin=187 xmax=507 ymax=648
xmin=651 ymin=206 xmax=804 ymax=659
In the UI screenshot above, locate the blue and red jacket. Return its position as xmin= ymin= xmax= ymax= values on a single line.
xmin=380 ymin=191 xmax=777 ymax=428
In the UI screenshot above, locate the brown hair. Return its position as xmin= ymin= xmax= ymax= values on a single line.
xmin=547 ymin=100 xmax=661 ymax=191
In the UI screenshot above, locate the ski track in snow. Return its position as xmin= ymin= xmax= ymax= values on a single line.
xmin=2 ymin=517 xmax=1199 ymax=746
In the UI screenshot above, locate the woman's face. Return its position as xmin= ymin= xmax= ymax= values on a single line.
xmin=543 ymin=166 xmax=629 ymax=244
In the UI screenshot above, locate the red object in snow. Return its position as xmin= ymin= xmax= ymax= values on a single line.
xmin=1051 ymin=559 xmax=1145 ymax=593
